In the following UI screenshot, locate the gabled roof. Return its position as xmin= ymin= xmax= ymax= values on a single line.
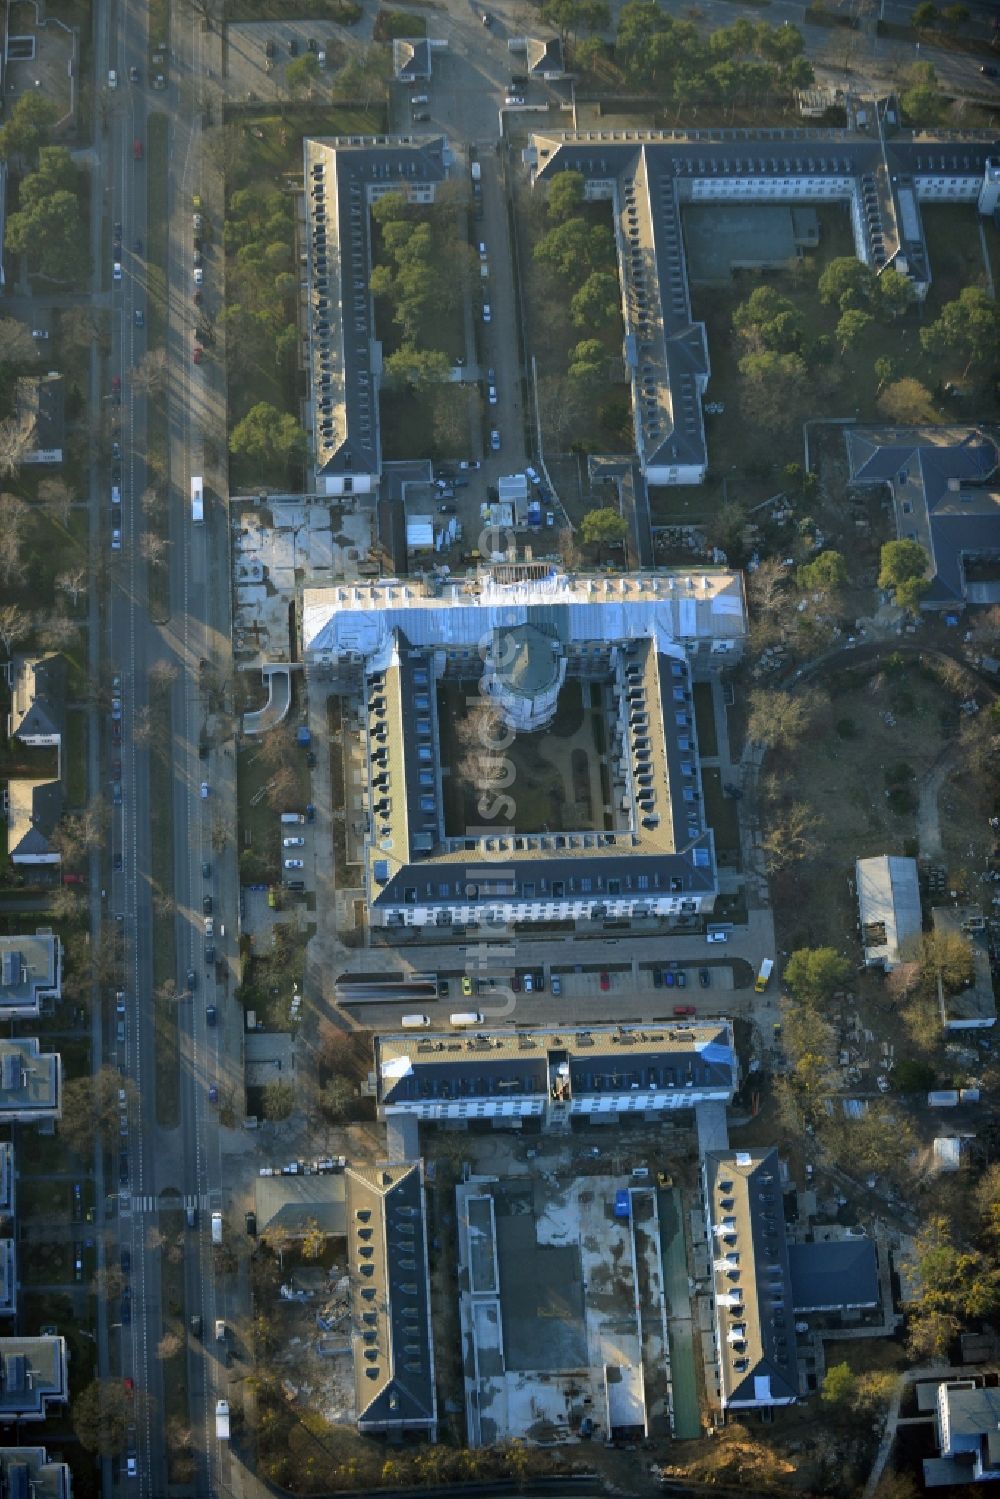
xmin=846 ymin=427 xmax=1000 ymax=605
xmin=6 ymin=781 xmax=62 ymax=862
xmin=7 ymin=656 xmax=63 ymax=743
xmin=704 ymin=1148 xmax=798 ymax=1408
xmin=525 ymin=36 xmax=564 ymax=75
xmin=14 ymin=375 xmax=64 ymax=460
xmin=346 ymin=1163 xmax=436 ymax=1434
xmin=393 ymin=38 xmax=431 ymax=79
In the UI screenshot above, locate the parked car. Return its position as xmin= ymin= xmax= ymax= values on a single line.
xmin=200 ymin=781 xmax=209 ymax=798
xmin=652 ymin=968 xmax=663 ymax=989
xmin=490 ymin=428 xmax=501 ymax=451
xmin=676 ymin=970 xmax=687 ymax=988
xmin=461 ymin=976 xmax=472 ymax=996
xmin=511 ymin=973 xmax=521 ymax=992
xmin=523 ymin=973 xmax=533 ymax=993
xmin=203 ymin=895 xmax=213 ymax=914
xmin=550 ymin=974 xmax=562 ymax=996
xmin=284 ymin=858 xmax=304 ymax=869
xmin=283 ymin=836 xmax=305 ymax=848
xmin=488 ymin=383 xmax=498 ymax=405
xmin=31 ymin=328 xmax=49 ymax=340
xmin=664 ymin=969 xmax=675 ymax=987
xmin=699 ymin=968 xmax=710 ymax=988
xmin=673 ymin=1004 xmax=696 ymax=1017
xmin=128 ymin=65 xmax=140 ymax=83
xmin=600 ymin=972 xmax=610 ymax=991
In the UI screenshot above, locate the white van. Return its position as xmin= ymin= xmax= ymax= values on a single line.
xmin=706 ymin=929 xmax=729 ymax=944
xmin=111 ymin=485 xmax=121 ymax=505
xmin=450 ymin=1011 xmax=483 ymax=1027
xmin=280 ymin=812 xmax=305 ymax=824
xmin=211 ymin=1211 xmax=222 ymax=1244
xmin=215 ymin=1319 xmax=226 ymax=1342
xmin=401 ymin=1014 xmax=430 ymax=1029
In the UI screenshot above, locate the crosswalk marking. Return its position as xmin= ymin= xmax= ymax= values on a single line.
xmin=126 ymin=1193 xmax=205 ymax=1215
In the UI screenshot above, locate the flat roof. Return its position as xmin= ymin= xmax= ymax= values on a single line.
xmin=0 ymin=934 xmax=60 ymax=1016
xmin=377 ymin=1020 xmax=736 ymax=1107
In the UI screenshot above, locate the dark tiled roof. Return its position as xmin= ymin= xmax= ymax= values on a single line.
xmin=346 ymin=1164 xmax=436 ymax=1433
xmin=787 ymin=1237 xmax=879 ymax=1312
xmin=847 ymin=427 xmax=1000 ymax=604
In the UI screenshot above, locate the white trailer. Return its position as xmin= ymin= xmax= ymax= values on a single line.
xmin=191 ymin=476 xmax=204 ymax=523
xmin=216 ymin=1400 xmax=230 ymax=1440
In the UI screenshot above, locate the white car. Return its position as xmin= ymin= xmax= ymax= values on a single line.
xmin=200 ymin=781 xmax=209 ymax=799
xmin=112 ymin=485 xmax=121 ymax=505
xmin=284 ymin=858 xmax=304 ymax=870
xmin=482 ymin=303 xmax=492 ymax=323
xmin=706 ymin=930 xmax=728 ymax=944
xmin=478 ymin=241 xmax=487 ymax=261
xmin=505 ymin=94 xmax=525 ymax=106
xmin=410 ymin=93 xmax=428 ymax=105
xmin=487 ymin=383 xmax=497 ymax=405
xmin=31 ymin=329 xmax=49 ymax=340
xmin=205 ymin=917 xmax=214 ymax=937
xmin=108 ymin=68 xmax=119 ymax=88
xmin=282 ymin=836 xmax=305 ymax=848
xmin=111 ymin=528 xmax=122 ymax=551
xmin=193 ymin=267 xmax=203 ymax=285
xmin=113 ymin=262 xmax=123 ymax=282
xmin=526 ymin=465 xmax=541 ymax=485
xmin=490 ymin=428 xmax=501 ymax=451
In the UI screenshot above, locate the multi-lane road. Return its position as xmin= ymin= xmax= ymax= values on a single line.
xmin=99 ymin=0 xmax=237 ymax=1492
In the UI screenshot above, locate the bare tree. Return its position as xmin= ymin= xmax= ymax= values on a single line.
xmin=0 ymin=603 xmax=31 ymax=656
xmin=132 ymin=348 xmax=168 ymax=398
xmin=762 ymin=802 xmax=823 ymax=873
xmin=140 ymin=532 xmax=169 ymax=568
xmin=49 ymin=884 xmax=85 ymax=922
xmin=200 ymin=123 xmax=246 ymax=180
xmin=149 ymin=659 xmax=179 ymax=689
xmin=747 ymin=558 xmax=793 ymax=653
xmin=56 ymin=564 xmax=88 ymax=608
xmin=746 ymin=686 xmax=823 ymax=752
xmin=0 ymin=318 xmax=38 ymax=364
xmin=35 ymin=611 xmax=80 ymax=652
xmin=0 ymin=417 xmax=37 ymax=479
xmin=37 ymin=477 xmax=75 ymax=525
xmin=141 ymin=485 xmax=162 ymax=520
xmin=0 ymin=492 xmax=29 ymax=582
xmin=264 ymin=762 xmax=299 ymax=810
xmin=132 ymin=704 xmax=152 ymax=748
xmin=157 ymin=1331 xmax=183 ymax=1361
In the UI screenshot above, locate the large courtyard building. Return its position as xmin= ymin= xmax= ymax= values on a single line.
xmin=527 ymin=127 xmax=1000 ymax=485
xmin=303 ymin=565 xmax=745 ymax=930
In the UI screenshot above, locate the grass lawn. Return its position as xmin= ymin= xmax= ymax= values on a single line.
xmin=920 ymin=203 xmax=990 ymax=313
xmin=227 ymin=105 xmax=387 ymax=195
xmin=65 ymin=708 xmax=88 ymax=809
xmin=149 ymin=679 xmax=178 ymax=1127
xmin=380 ymin=385 xmax=476 ymax=463
xmin=20 ymin=1240 xmax=75 ymax=1287
xmin=19 ymin=1176 xmax=72 ymax=1220
xmin=236 ymin=735 xmax=311 ymax=884
xmin=226 ymin=0 xmax=361 ymax=18
xmin=702 ymin=767 xmax=741 ymax=867
xmin=692 ymin=681 xmax=718 ymax=758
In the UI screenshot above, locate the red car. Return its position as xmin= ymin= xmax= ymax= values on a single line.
xmin=112 ymin=375 xmax=121 ymax=393
xmin=193 ymin=346 xmax=203 ymax=364
xmin=599 ymin=972 xmax=610 ymax=991
xmin=123 ymin=1376 xmax=134 ymax=1395
xmin=673 ymin=1004 xmax=696 ymax=1017
xmin=133 ymin=138 xmax=143 ymax=160
xmin=62 ymin=873 xmax=84 ymax=885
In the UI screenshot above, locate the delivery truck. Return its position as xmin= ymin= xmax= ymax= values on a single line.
xmin=216 ymin=1400 xmax=230 ymax=1440
xmin=754 ymin=959 xmax=774 ymax=993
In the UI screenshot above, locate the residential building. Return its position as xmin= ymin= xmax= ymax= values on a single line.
xmin=924 ymin=1381 xmax=1000 ymax=1487
xmin=14 ymin=375 xmax=65 ymax=465
xmin=528 ymin=128 xmax=999 ymax=485
xmin=302 ymin=136 xmax=450 ymax=496
xmin=702 ymin=1148 xmax=798 ymax=1410
xmin=392 ymin=38 xmax=431 ymax=81
xmin=376 ymin=1020 xmax=738 ymax=1127
xmin=4 ymin=779 xmax=62 ymax=866
xmin=254 ymin=1173 xmax=346 ymax=1240
xmin=846 ymin=427 xmax=1000 ymax=609
xmin=508 ymin=36 xmax=566 ymax=80
xmin=786 ymin=1236 xmax=879 ymax=1315
xmin=0 ymin=932 xmax=62 ymax=1018
xmin=0 ymin=1338 xmax=68 ymax=1422
xmin=0 ymin=1446 xmax=72 ymax=1499
xmin=931 ymin=905 xmax=996 ymax=1030
xmin=0 ymin=1039 xmax=61 ymax=1125
xmin=6 ymin=655 xmax=63 ymax=752
xmin=345 ymin=1162 xmax=436 ymax=1439
xmin=302 ymin=565 xmax=745 ymax=930
xmin=856 ymin=855 xmax=921 ymax=969
xmin=0 ymin=1146 xmax=14 ymax=1322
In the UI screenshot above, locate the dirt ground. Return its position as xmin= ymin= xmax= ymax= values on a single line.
xmin=769 ymin=655 xmax=991 ymax=954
